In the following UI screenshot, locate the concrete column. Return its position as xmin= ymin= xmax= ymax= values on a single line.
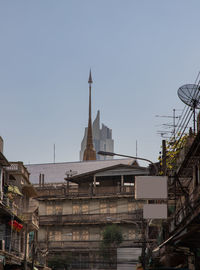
xmin=39 ymin=174 xmax=41 ymax=187
xmin=93 ymin=176 xmax=96 ymax=195
xmin=121 ymin=175 xmax=124 ymax=193
xmin=66 ymin=180 xmax=69 ymax=194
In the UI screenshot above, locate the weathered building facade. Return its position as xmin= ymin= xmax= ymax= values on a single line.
xmin=151 ymin=130 xmax=200 ymax=269
xmin=31 ymin=161 xmax=150 ymax=269
xmin=0 ymin=144 xmax=40 ymax=270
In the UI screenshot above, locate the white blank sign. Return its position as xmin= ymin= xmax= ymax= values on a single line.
xmin=135 ymin=176 xmax=167 ymax=199
xmin=143 ymin=204 xmax=167 ymax=219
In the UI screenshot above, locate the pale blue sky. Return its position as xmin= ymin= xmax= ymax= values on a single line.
xmin=0 ymin=1 xmax=200 ymax=164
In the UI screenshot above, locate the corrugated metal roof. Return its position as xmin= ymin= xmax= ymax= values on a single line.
xmin=25 ymin=159 xmax=135 ymax=184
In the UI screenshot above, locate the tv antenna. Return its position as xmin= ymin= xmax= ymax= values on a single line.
xmin=156 ymin=109 xmax=180 ymax=140
xmin=178 ymin=84 xmax=200 ymax=134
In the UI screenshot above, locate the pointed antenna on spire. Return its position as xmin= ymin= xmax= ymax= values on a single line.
xmin=88 ymin=69 xmax=93 ymax=84
xmin=83 ymin=69 xmax=96 ymax=161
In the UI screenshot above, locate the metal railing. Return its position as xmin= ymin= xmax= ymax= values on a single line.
xmin=39 ymin=210 xmax=143 ymax=225
xmin=36 ymin=185 xmax=135 ymax=198
xmin=169 ymin=184 xmax=200 ymax=231
xmin=6 ymin=162 xmax=29 ymax=180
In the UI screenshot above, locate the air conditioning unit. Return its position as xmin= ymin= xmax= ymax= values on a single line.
xmin=0 ymin=240 xmax=5 ymax=251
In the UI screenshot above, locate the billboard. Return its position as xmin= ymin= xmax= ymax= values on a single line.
xmin=135 ymin=176 xmax=167 ymax=199
xmin=143 ymin=204 xmax=167 ymax=219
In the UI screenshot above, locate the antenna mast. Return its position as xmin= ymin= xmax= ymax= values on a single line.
xmin=53 ymin=144 xmax=55 ymax=163
xmin=136 ymin=140 xmax=138 ymax=158
xmin=156 ymin=109 xmax=180 ymax=139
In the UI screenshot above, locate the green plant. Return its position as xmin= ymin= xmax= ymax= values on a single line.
xmin=99 ymin=224 xmax=123 ymax=266
xmin=159 ymin=134 xmax=189 ymax=174
xmin=48 ymin=254 xmax=72 ymax=270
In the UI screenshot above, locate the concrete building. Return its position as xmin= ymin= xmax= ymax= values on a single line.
xmin=80 ymin=110 xmax=114 ymax=161
xmin=26 ymin=159 xmax=150 ymax=270
xmin=151 ymin=130 xmax=200 ymax=269
xmin=0 ymin=137 xmax=41 ymax=270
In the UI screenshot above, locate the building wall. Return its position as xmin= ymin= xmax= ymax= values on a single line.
xmin=39 ymin=197 xmax=143 ymax=216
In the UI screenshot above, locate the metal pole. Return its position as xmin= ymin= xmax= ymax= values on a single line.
xmin=141 ymin=219 xmax=146 ymax=270
xmin=98 ymin=151 xmax=158 ymax=175
xmin=24 ymin=224 xmax=28 ymax=270
xmin=173 ymin=109 xmax=176 ymax=140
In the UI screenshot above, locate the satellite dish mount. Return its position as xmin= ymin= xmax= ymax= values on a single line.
xmin=178 ymin=84 xmax=200 ymax=134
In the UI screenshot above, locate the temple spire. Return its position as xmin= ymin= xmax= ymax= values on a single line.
xmin=83 ymin=70 xmax=96 ymax=161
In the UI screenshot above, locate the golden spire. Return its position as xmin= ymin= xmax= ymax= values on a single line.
xmin=83 ymin=70 xmax=96 ymax=161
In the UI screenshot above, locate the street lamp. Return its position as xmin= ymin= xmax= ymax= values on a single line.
xmin=98 ymin=151 xmax=156 ymax=269
xmin=98 ymin=151 xmax=158 ymax=175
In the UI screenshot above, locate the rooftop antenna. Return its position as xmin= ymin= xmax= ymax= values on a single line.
xmin=136 ymin=140 xmax=138 ymax=158
xmin=155 ymin=109 xmax=180 ymax=139
xmin=53 ymin=144 xmax=55 ymax=163
xmin=178 ymin=84 xmax=200 ymax=134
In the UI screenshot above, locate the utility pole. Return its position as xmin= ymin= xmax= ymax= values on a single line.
xmin=31 ymin=232 xmax=36 ymax=270
xmin=141 ymin=219 xmax=146 ymax=270
xmin=162 ymin=140 xmax=167 ymax=175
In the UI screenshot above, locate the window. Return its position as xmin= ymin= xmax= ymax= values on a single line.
xmin=99 ymin=230 xmax=103 ymax=240
xmin=82 ymin=230 xmax=89 ymax=240
xmin=55 ymin=231 xmax=61 ymax=241
xmin=100 ymin=203 xmax=107 ymax=214
xmin=128 ymin=229 xmax=135 ymax=240
xmin=137 ymin=203 xmax=143 ymax=209
xmin=49 ymin=231 xmax=54 ymax=241
xmin=46 ymin=205 xmax=53 ymax=215
xmin=73 ymin=204 xmax=80 ymax=214
xmin=109 ymin=202 xmax=116 ymax=214
xmin=82 ymin=204 xmax=89 ymax=214
xmin=128 ymin=202 xmax=135 ymax=212
xmin=55 ymin=205 xmax=62 ymax=215
xmin=73 ymin=231 xmax=80 ymax=241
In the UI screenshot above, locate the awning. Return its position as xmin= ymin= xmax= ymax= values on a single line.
xmin=8 ymin=185 xmax=23 ymax=196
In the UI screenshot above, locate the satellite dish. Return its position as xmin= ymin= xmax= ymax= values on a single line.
xmin=178 ymin=84 xmax=200 ymax=133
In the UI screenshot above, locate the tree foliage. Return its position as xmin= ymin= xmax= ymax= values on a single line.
xmin=48 ymin=254 xmax=72 ymax=270
xmin=100 ymin=224 xmax=123 ymax=266
xmin=102 ymin=224 xmax=123 ymax=247
xmin=159 ymin=134 xmax=189 ymax=174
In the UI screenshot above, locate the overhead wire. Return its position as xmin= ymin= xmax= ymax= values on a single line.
xmin=169 ymin=73 xmax=200 ymax=149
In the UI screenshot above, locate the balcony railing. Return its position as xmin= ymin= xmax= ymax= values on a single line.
xmin=0 ymin=193 xmax=39 ymax=227
xmin=36 ymin=185 xmax=135 ymax=198
xmin=169 ymin=184 xmax=200 ymax=232
xmin=39 ymin=239 xmax=143 ymax=250
xmin=6 ymin=162 xmax=29 ymax=180
xmin=39 ymin=210 xmax=143 ymax=225
xmin=1 ymin=194 xmax=22 ymax=218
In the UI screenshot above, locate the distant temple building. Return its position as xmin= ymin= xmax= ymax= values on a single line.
xmin=80 ymin=110 xmax=114 ymax=160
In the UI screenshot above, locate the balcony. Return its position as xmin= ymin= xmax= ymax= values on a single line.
xmin=6 ymin=162 xmax=29 ymax=181
xmin=168 ymin=184 xmax=200 ymax=233
xmin=23 ymin=212 xmax=39 ymax=230
xmin=36 ymin=185 xmax=134 ymax=198
xmin=1 ymin=194 xmax=23 ymax=219
xmin=39 ymin=210 xmax=143 ymax=225
xmin=39 ymin=239 xmax=143 ymax=251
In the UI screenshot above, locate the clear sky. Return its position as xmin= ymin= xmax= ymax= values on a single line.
xmin=0 ymin=0 xmax=200 ymax=165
